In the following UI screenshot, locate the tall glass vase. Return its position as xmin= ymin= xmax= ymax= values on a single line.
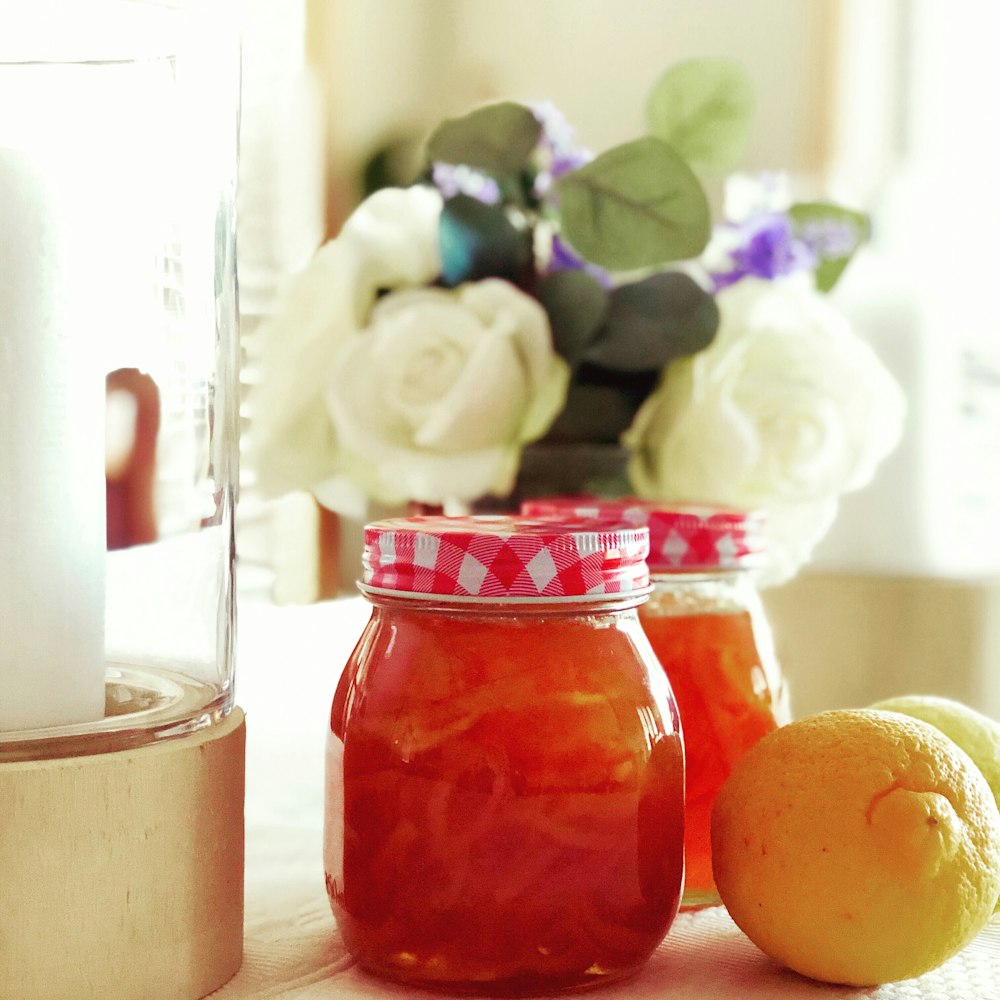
xmin=0 ymin=4 xmax=244 ymax=998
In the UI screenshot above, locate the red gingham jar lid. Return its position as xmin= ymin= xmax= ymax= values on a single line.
xmin=521 ymin=498 xmax=766 ymax=572
xmin=361 ymin=515 xmax=650 ymax=601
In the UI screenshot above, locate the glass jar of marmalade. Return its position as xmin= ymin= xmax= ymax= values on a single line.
xmin=324 ymin=515 xmax=685 ymax=994
xmin=523 ymin=500 xmax=790 ymax=910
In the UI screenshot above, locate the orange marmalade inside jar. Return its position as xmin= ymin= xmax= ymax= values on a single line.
xmin=325 ymin=515 xmax=684 ymax=995
xmin=523 ymin=500 xmax=790 ymax=910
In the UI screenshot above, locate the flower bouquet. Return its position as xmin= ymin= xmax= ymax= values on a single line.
xmin=246 ymin=57 xmax=905 ymax=583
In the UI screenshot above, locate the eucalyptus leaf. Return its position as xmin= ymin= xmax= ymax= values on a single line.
xmin=534 ymin=270 xmax=609 ymax=366
xmin=542 ymin=371 xmax=659 ymax=444
xmin=555 ymin=137 xmax=711 ymax=270
xmin=511 ymin=442 xmax=632 ymax=501
xmin=438 ymin=195 xmax=534 ymax=288
xmin=426 ymin=101 xmax=542 ymax=177
xmin=646 ymin=57 xmax=755 ymax=174
xmin=584 ymin=272 xmax=719 ymax=372
xmin=788 ymin=201 xmax=871 ymax=293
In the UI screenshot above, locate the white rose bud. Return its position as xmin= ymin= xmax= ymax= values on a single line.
xmin=245 ymin=185 xmax=444 ymax=499
xmin=625 ymin=276 xmax=905 ymax=583
xmin=326 ymin=280 xmax=570 ymax=505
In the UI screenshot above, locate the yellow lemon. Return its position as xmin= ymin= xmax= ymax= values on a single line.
xmin=870 ymin=694 xmax=1000 ymax=916
xmin=870 ymin=694 xmax=1000 ymax=815
xmin=711 ymin=708 xmax=1000 ymax=986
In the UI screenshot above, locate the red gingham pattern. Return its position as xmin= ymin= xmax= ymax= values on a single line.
xmin=520 ymin=498 xmax=766 ymax=572
xmin=361 ymin=515 xmax=650 ymax=599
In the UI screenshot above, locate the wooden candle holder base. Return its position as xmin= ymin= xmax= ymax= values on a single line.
xmin=0 ymin=708 xmax=246 ymax=1000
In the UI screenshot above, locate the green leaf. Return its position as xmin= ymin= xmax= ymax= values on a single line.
xmin=439 ymin=195 xmax=534 ymax=287
xmin=584 ymin=272 xmax=719 ymax=372
xmin=555 ymin=137 xmax=712 ymax=271
xmin=426 ymin=101 xmax=542 ymax=177
xmin=534 ymin=270 xmax=609 ymax=367
xmin=542 ymin=375 xmax=659 ymax=445
xmin=512 ymin=442 xmax=632 ymax=498
xmin=788 ymin=201 xmax=871 ymax=293
xmin=646 ymin=57 xmax=755 ymax=173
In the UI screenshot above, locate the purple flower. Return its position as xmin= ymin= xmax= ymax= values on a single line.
xmin=530 ymin=101 xmax=594 ymax=198
xmin=798 ymin=217 xmax=865 ymax=260
xmin=709 ymin=213 xmax=816 ymax=291
xmin=549 ymin=233 xmax=613 ymax=287
xmin=431 ymin=162 xmax=501 ymax=204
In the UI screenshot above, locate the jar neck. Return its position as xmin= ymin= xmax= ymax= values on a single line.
xmin=646 ymin=568 xmax=761 ymax=615
xmin=359 ymin=586 xmax=650 ymax=617
xmin=649 ymin=568 xmax=753 ymax=586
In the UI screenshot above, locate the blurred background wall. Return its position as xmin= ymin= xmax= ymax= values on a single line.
xmin=237 ymin=0 xmax=1000 ymax=719
xmin=307 ymin=0 xmax=840 ymax=233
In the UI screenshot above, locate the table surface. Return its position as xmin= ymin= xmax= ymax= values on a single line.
xmin=214 ymin=595 xmax=1000 ymax=1000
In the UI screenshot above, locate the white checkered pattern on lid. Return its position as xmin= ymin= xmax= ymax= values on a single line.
xmin=361 ymin=515 xmax=649 ymax=599
xmin=521 ymin=499 xmax=766 ymax=572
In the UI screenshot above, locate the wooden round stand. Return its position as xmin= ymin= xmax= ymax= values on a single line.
xmin=0 ymin=708 xmax=246 ymax=1000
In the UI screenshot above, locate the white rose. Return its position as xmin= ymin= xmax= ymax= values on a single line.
xmin=624 ymin=276 xmax=905 ymax=583
xmin=245 ymin=185 xmax=444 ymax=498
xmin=325 ymin=279 xmax=570 ymax=505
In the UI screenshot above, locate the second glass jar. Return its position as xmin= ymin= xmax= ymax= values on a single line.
xmin=524 ymin=500 xmax=790 ymax=908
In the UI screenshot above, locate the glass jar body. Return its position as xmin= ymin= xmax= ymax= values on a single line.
xmin=639 ymin=571 xmax=789 ymax=909
xmin=0 ymin=0 xmax=240 ymax=756
xmin=325 ymin=594 xmax=685 ymax=995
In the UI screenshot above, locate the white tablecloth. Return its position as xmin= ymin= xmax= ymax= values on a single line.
xmin=216 ymin=596 xmax=1000 ymax=1000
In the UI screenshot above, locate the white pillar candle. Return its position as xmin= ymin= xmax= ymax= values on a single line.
xmin=0 ymin=147 xmax=106 ymax=732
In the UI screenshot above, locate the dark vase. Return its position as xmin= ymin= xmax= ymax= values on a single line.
xmin=474 ymin=442 xmax=632 ymax=514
